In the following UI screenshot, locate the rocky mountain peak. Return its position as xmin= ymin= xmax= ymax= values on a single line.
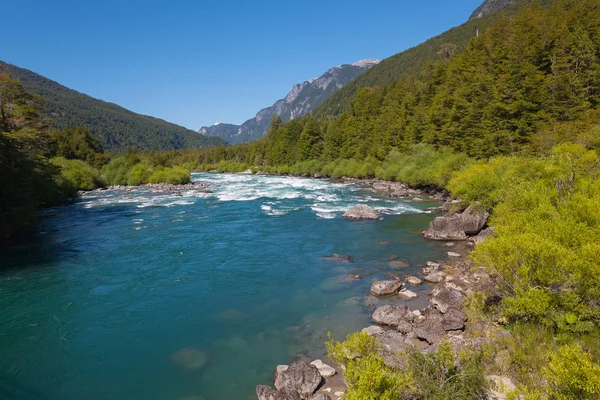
xmin=469 ymin=0 xmax=518 ymax=20
xmin=199 ymin=59 xmax=379 ymax=144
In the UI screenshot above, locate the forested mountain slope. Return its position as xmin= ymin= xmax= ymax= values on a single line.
xmin=0 ymin=62 xmax=226 ymax=152
xmin=312 ymin=0 xmax=546 ymax=118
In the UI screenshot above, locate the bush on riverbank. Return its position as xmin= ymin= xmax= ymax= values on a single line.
xmin=51 ymin=157 xmax=106 ymax=192
xmin=327 ymin=332 xmax=487 ymax=399
xmin=103 ymin=155 xmax=192 ymax=186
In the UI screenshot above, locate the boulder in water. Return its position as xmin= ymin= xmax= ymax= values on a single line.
xmin=370 ymin=279 xmax=403 ymax=296
xmin=342 ymin=205 xmax=380 ymax=220
xmin=257 ymin=385 xmax=302 ymax=400
xmin=371 ymin=305 xmax=415 ymax=328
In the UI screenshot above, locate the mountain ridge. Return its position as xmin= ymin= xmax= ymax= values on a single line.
xmin=198 ymin=60 xmax=380 ymax=144
xmin=0 ymin=61 xmax=227 ymax=152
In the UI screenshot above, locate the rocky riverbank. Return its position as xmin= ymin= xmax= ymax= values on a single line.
xmin=254 ymin=178 xmax=500 ymax=400
xmin=79 ymin=182 xmax=213 ymax=196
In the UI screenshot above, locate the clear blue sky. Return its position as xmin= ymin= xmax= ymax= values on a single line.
xmin=2 ymin=0 xmax=483 ymax=130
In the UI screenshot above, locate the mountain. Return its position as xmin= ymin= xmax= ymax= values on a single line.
xmin=470 ymin=0 xmax=518 ymax=19
xmin=312 ymin=0 xmax=539 ymax=118
xmin=0 ymin=61 xmax=227 ymax=152
xmin=198 ymin=60 xmax=380 ymax=144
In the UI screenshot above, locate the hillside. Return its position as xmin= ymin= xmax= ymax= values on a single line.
xmin=199 ymin=60 xmax=379 ymax=144
xmin=0 ymin=61 xmax=226 ymax=152
xmin=312 ymin=0 xmax=534 ymax=118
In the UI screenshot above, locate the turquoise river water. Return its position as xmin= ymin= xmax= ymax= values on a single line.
xmin=0 ymin=173 xmax=449 ymax=400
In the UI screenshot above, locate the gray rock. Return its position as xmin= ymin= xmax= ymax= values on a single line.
xmin=371 ymin=305 xmax=415 ymax=327
xmin=342 ymin=204 xmax=380 ymax=220
xmin=424 ymin=202 xmax=489 ymax=241
xmin=376 ymin=330 xmax=407 ymax=353
xmin=423 ymin=271 xmax=446 ymax=283
xmin=424 ymin=213 xmax=468 ymax=241
xmin=471 ymin=227 xmax=494 ymax=245
xmin=313 ymin=173 xmax=324 ymax=179
xmin=362 ymin=325 xmax=385 ymax=336
xmin=405 ymin=276 xmax=422 ymax=286
xmin=257 ymin=385 xmax=302 ymax=400
xmin=370 ymin=280 xmax=403 ymax=296
xmin=363 ymin=295 xmax=380 ymax=308
xmin=309 ymin=394 xmax=331 ymax=400
xmin=461 ymin=203 xmax=490 ymax=236
xmin=398 ymin=288 xmax=418 ymax=300
xmin=432 ymin=288 xmax=466 ymax=313
xmin=442 ymin=307 xmax=467 ymax=331
xmin=274 ymin=361 xmax=322 ymax=399
xmin=414 ymin=308 xmax=446 ymax=344
xmin=310 ymin=360 xmax=336 ymax=378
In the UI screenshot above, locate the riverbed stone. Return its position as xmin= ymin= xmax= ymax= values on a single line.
xmin=370 ymin=279 xmax=403 ymax=296
xmin=405 ymin=276 xmax=422 ymax=286
xmin=171 ymin=346 xmax=210 ymax=371
xmin=442 ymin=307 xmax=468 ymax=331
xmin=309 ymin=394 xmax=331 ymax=400
xmin=431 ymin=288 xmax=466 ymax=313
xmin=362 ymin=325 xmax=385 ymax=336
xmin=257 ymin=385 xmax=302 ymax=400
xmin=398 ymin=288 xmax=418 ymax=300
xmin=389 ymin=259 xmax=410 ymax=269
xmin=423 ymin=271 xmax=446 ymax=283
xmin=371 ymin=305 xmax=415 ymax=327
xmin=342 ymin=204 xmax=380 ymax=220
xmin=310 ymin=360 xmax=336 ymax=378
xmin=274 ymin=361 xmax=322 ymax=399
xmin=414 ymin=308 xmax=446 ymax=344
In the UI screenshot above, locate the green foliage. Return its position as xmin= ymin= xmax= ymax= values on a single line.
xmin=327 ymin=332 xmax=411 ymax=400
xmin=327 ymin=333 xmax=487 ymax=400
xmin=0 ymin=62 xmax=227 ymax=152
xmin=50 ymin=126 xmax=109 ymax=168
xmin=148 ymin=166 xmax=191 ymax=185
xmin=103 ymin=155 xmax=191 ymax=185
xmin=467 ymin=144 xmax=600 ymax=327
xmin=102 ymin=156 xmax=139 ymax=186
xmin=126 ymin=162 xmax=154 ymax=186
xmin=51 ymin=157 xmax=106 ymax=191
xmin=543 ymin=344 xmax=600 ymax=399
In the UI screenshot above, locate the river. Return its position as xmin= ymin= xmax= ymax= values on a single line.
xmin=0 ymin=173 xmax=447 ymax=400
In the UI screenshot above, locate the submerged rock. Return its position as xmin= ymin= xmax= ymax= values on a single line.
xmin=389 ymin=259 xmax=410 ymax=269
xmin=342 ymin=204 xmax=380 ymax=220
xmin=370 ymin=279 xmax=403 ymax=296
xmin=325 ymin=254 xmax=354 ymax=262
xmin=171 ymin=346 xmax=210 ymax=371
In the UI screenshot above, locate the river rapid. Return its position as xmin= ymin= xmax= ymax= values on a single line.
xmin=0 ymin=173 xmax=448 ymax=400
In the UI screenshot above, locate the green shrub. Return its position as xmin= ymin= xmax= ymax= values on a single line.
xmin=102 ymin=156 xmax=137 ymax=186
xmin=51 ymin=157 xmax=106 ymax=191
xmin=327 ymin=333 xmax=486 ymax=400
xmin=543 ymin=344 xmax=600 ymax=399
xmin=148 ymin=166 xmax=191 ymax=184
xmin=126 ymin=162 xmax=153 ymax=186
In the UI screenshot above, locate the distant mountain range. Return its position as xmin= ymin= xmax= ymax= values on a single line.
xmin=198 ymin=60 xmax=380 ymax=144
xmin=0 ymin=61 xmax=226 ymax=152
